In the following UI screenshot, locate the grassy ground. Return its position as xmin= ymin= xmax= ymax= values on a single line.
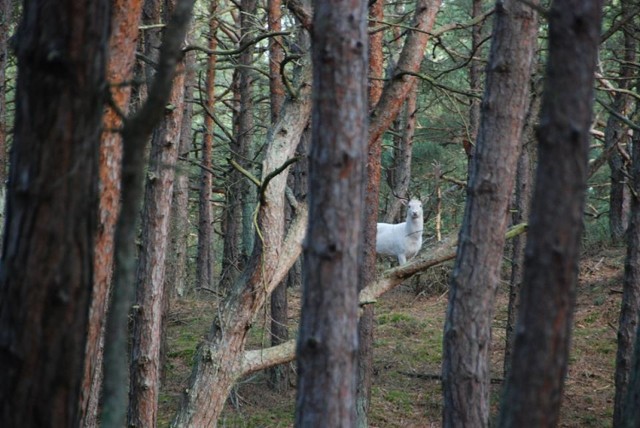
xmin=159 ymin=245 xmax=625 ymax=427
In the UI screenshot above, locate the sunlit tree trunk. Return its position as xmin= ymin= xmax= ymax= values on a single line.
xmin=0 ymin=1 xmax=110 ymax=425
xmin=442 ymin=1 xmax=538 ymax=426
xmin=498 ymin=1 xmax=604 ymax=426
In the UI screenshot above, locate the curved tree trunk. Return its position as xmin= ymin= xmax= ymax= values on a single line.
xmin=498 ymin=1 xmax=604 ymax=426
xmin=171 ymin=60 xmax=313 ymax=428
xmin=442 ymin=1 xmax=539 ymax=426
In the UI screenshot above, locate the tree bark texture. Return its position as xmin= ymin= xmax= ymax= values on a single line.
xmin=498 ymin=1 xmax=604 ymax=426
xmin=171 ymin=60 xmax=313 ymax=428
xmin=442 ymin=1 xmax=538 ymax=426
xmin=295 ymin=0 xmax=368 ymax=425
xmin=605 ymin=4 xmax=636 ymax=244
xmin=0 ymin=0 xmax=11 ymax=190
xmin=196 ymin=4 xmax=218 ymax=291
xmin=128 ymin=2 xmax=189 ymax=425
xmin=0 ymin=1 xmax=110 ymax=426
xmin=368 ymin=0 xmax=441 ymax=148
xmin=356 ymin=1 xmax=385 ymax=425
xmin=239 ymin=0 xmax=258 ymax=261
xmin=166 ymin=31 xmax=196 ymax=299
xmin=384 ymin=80 xmax=418 ymax=223
xmin=100 ymin=1 xmax=195 ymax=426
xmin=80 ymin=1 xmax=144 ymax=426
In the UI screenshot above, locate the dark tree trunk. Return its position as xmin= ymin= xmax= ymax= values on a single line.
xmin=196 ymin=4 xmax=218 ymax=291
xmin=617 ymin=112 xmax=640 ymax=428
xmin=295 ymin=0 xmax=368 ymax=424
xmin=498 ymin=1 xmax=604 ymax=426
xmin=606 ymin=0 xmax=636 ymax=244
xmin=80 ymin=1 xmax=144 ymax=426
xmin=465 ymin=0 xmax=484 ymax=165
xmin=0 ymin=1 xmax=111 ymax=426
xmin=442 ymin=1 xmax=539 ymax=426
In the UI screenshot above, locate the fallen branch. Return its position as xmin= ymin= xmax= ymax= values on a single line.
xmin=239 ymin=222 xmax=528 ymax=374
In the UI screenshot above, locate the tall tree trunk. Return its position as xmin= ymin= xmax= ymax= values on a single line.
xmin=616 ymin=110 xmax=640 ymax=428
xmin=356 ymin=1 xmax=384 ymax=425
xmin=172 ymin=59 xmax=313 ymax=428
xmin=220 ymin=75 xmax=243 ymax=291
xmin=0 ymin=1 xmax=111 ymax=425
xmin=268 ymin=0 xmax=292 ymax=392
xmin=442 ymin=1 xmax=538 ymax=426
xmin=295 ymin=0 xmax=368 ymax=424
xmin=614 ymin=9 xmax=640 ymax=421
xmin=100 ymin=2 xmax=195 ymax=426
xmin=128 ymin=1 xmax=189 ymax=425
xmin=606 ymin=0 xmax=636 ymax=244
xmin=166 ymin=30 xmax=196 ymax=299
xmin=196 ymin=4 xmax=218 ymax=291
xmin=80 ymin=1 xmax=144 ymax=426
xmin=384 ymin=81 xmax=418 ymax=223
xmin=498 ymin=1 xmax=604 ymax=426
xmin=465 ymin=0 xmax=484 ymax=165
xmin=239 ymin=0 xmax=257 ymax=261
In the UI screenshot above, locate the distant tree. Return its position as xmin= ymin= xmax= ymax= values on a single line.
xmin=0 ymin=0 xmax=111 ymax=425
xmin=498 ymin=1 xmax=604 ymax=426
xmin=294 ymin=0 xmax=368 ymax=424
xmin=196 ymin=2 xmax=218 ymax=291
xmin=442 ymin=0 xmax=539 ymax=425
xmin=605 ymin=0 xmax=636 ymax=244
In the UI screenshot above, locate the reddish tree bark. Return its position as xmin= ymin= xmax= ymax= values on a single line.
xmin=79 ymin=1 xmax=144 ymax=426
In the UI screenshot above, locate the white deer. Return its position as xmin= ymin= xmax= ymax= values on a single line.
xmin=375 ymin=199 xmax=423 ymax=265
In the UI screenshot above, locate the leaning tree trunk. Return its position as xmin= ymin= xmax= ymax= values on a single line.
xmin=498 ymin=1 xmax=604 ymax=426
xmin=80 ymin=1 xmax=144 ymax=426
xmin=442 ymin=1 xmax=538 ymax=426
xmin=171 ymin=59 xmax=313 ymax=428
xmin=295 ymin=0 xmax=368 ymax=424
xmin=267 ymin=0 xmax=292 ymax=392
xmin=0 ymin=0 xmax=110 ymax=425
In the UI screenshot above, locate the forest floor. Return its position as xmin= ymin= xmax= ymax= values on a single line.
xmin=159 ymin=243 xmax=625 ymax=427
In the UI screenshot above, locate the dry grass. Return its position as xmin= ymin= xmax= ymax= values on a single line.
xmin=159 ymin=246 xmax=625 ymax=427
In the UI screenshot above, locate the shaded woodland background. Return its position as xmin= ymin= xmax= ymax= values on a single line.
xmin=1 ymin=0 xmax=640 ymax=427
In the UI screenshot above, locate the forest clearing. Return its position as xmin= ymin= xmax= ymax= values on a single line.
xmin=159 ymin=243 xmax=624 ymax=427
